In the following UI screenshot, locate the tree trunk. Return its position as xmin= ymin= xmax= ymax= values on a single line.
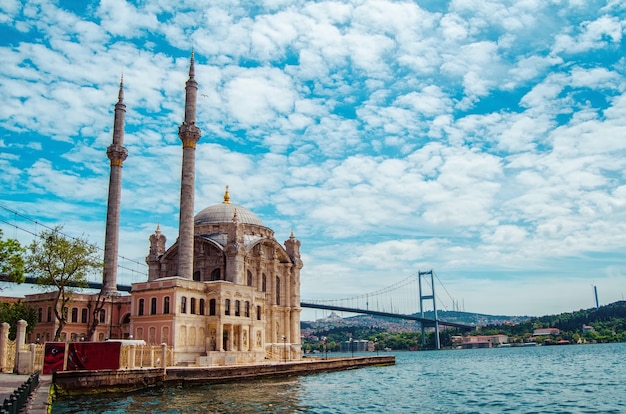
xmin=87 ymin=293 xmax=107 ymax=341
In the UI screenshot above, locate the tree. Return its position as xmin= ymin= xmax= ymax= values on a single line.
xmin=0 ymin=229 xmax=26 ymax=283
xmin=0 ymin=301 xmax=37 ymax=340
xmin=26 ymin=227 xmax=102 ymax=341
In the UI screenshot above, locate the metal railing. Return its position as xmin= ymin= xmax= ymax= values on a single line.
xmin=0 ymin=371 xmax=40 ymax=414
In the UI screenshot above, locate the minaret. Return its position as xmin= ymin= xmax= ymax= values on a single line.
xmin=102 ymin=76 xmax=128 ymax=294
xmin=177 ymin=51 xmax=201 ymax=278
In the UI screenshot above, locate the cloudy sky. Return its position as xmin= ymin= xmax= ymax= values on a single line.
xmin=1 ymin=0 xmax=625 ymax=318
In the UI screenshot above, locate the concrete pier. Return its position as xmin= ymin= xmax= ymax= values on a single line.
xmin=52 ymin=355 xmax=395 ymax=397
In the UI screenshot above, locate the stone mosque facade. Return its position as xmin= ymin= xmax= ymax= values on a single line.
xmin=127 ymin=53 xmax=303 ymax=365
xmin=132 ymin=189 xmax=303 ymax=365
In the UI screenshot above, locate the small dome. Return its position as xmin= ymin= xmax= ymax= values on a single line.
xmin=194 ymin=186 xmax=264 ymax=226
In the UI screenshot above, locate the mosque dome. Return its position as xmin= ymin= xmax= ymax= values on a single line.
xmin=194 ymin=187 xmax=264 ymax=226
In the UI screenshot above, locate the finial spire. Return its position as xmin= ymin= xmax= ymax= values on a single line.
xmin=189 ymin=49 xmax=195 ymax=78
xmin=223 ymin=185 xmax=231 ymax=204
xmin=118 ymin=74 xmax=124 ymax=102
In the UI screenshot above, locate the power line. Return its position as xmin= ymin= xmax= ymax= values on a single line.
xmin=0 ymin=204 xmax=147 ymax=276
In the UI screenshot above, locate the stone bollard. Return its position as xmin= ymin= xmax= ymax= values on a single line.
xmin=14 ymin=320 xmax=27 ymax=373
xmin=161 ymin=343 xmax=167 ymax=369
xmin=29 ymin=343 xmax=37 ymax=373
xmin=129 ymin=344 xmax=136 ymax=369
xmin=0 ymin=322 xmax=9 ymax=372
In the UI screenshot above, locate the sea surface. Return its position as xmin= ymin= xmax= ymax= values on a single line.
xmin=52 ymin=342 xmax=626 ymax=413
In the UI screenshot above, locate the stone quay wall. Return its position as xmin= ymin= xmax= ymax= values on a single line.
xmin=53 ymin=355 xmax=395 ymax=396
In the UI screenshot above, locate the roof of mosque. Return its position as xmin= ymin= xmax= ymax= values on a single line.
xmin=194 ymin=187 xmax=264 ymax=226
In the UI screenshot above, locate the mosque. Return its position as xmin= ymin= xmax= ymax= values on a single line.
xmin=21 ymin=53 xmax=303 ymax=366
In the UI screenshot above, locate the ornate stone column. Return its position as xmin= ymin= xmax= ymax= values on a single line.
xmin=103 ymin=77 xmax=128 ymax=294
xmin=177 ymin=51 xmax=201 ymax=278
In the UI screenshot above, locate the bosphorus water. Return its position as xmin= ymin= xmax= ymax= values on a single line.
xmin=53 ymin=342 xmax=626 ymax=413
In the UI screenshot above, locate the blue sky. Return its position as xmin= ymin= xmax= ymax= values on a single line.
xmin=1 ymin=0 xmax=625 ymax=318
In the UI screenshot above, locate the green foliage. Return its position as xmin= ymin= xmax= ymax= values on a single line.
xmin=0 ymin=229 xmax=26 ymax=283
xmin=478 ymin=301 xmax=626 ymax=344
xmin=0 ymin=301 xmax=37 ymax=340
xmin=26 ymin=226 xmax=102 ymax=341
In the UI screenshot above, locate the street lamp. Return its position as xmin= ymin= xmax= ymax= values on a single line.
xmin=107 ymin=291 xmax=121 ymax=340
xmin=282 ymin=335 xmax=287 ymax=363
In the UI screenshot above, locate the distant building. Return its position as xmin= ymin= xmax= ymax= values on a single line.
xmin=582 ymin=325 xmax=594 ymax=334
xmin=340 ymin=339 xmax=373 ymax=352
xmin=458 ymin=334 xmax=508 ymax=349
xmin=533 ymin=328 xmax=560 ymax=336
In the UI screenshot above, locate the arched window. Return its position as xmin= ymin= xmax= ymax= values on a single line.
xmin=150 ymin=297 xmax=157 ymax=315
xmin=71 ymin=307 xmax=78 ymax=323
xmin=46 ymin=307 xmax=52 ymax=322
xmin=256 ymin=305 xmax=262 ymax=320
xmin=244 ymin=301 xmax=250 ymax=317
xmin=81 ymin=308 xmax=88 ymax=323
xmin=276 ymin=276 xmax=281 ymax=305
xmin=136 ymin=327 xmax=143 ymax=341
xmin=164 ymin=296 xmax=170 ymax=314
xmin=199 ymin=299 xmax=205 ymax=315
xmin=247 ymin=270 xmax=253 ymax=286
xmin=138 ymin=299 xmax=145 ymax=316
xmin=181 ymin=296 xmax=187 ymax=314
xmin=209 ymin=299 xmax=216 ymax=316
xmin=211 ymin=268 xmax=221 ymax=281
xmin=224 ymin=299 xmax=230 ymax=315
xmin=262 ymin=274 xmax=267 ymax=292
xmin=99 ymin=310 xmax=106 ymax=323
xmin=37 ymin=308 xmax=42 ymax=323
xmin=191 ymin=298 xmax=196 ymax=314
xmin=235 ymin=300 xmax=240 ymax=316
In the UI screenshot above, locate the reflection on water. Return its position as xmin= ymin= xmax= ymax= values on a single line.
xmin=54 ymin=377 xmax=310 ymax=413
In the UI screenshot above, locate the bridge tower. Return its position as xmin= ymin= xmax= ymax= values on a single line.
xmin=418 ymin=270 xmax=440 ymax=350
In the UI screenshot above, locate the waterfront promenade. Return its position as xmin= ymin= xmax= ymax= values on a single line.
xmin=0 ymin=373 xmax=52 ymax=414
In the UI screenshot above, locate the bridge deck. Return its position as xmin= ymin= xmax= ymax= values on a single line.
xmin=300 ymin=302 xmax=474 ymax=331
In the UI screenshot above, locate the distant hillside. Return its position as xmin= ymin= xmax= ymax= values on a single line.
xmin=419 ymin=310 xmax=530 ymax=326
xmin=302 ymin=309 xmax=530 ymax=331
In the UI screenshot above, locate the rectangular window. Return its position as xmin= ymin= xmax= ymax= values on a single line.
xmin=224 ymin=299 xmax=230 ymax=315
xmin=209 ymin=299 xmax=216 ymax=316
xmin=47 ymin=307 xmax=52 ymax=322
xmin=99 ymin=310 xmax=106 ymax=323
xmin=190 ymin=298 xmax=196 ymax=315
xmin=181 ymin=296 xmax=187 ymax=314
xmin=235 ymin=300 xmax=240 ymax=317
xmin=256 ymin=305 xmax=262 ymax=320
xmin=138 ymin=299 xmax=145 ymax=316
xmin=199 ymin=299 xmax=205 ymax=315
xmin=81 ymin=308 xmax=88 ymax=324
xmin=71 ymin=308 xmax=78 ymax=323
xmin=244 ymin=301 xmax=250 ymax=318
xmin=164 ymin=296 xmax=170 ymax=314
xmin=151 ymin=297 xmax=157 ymax=315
